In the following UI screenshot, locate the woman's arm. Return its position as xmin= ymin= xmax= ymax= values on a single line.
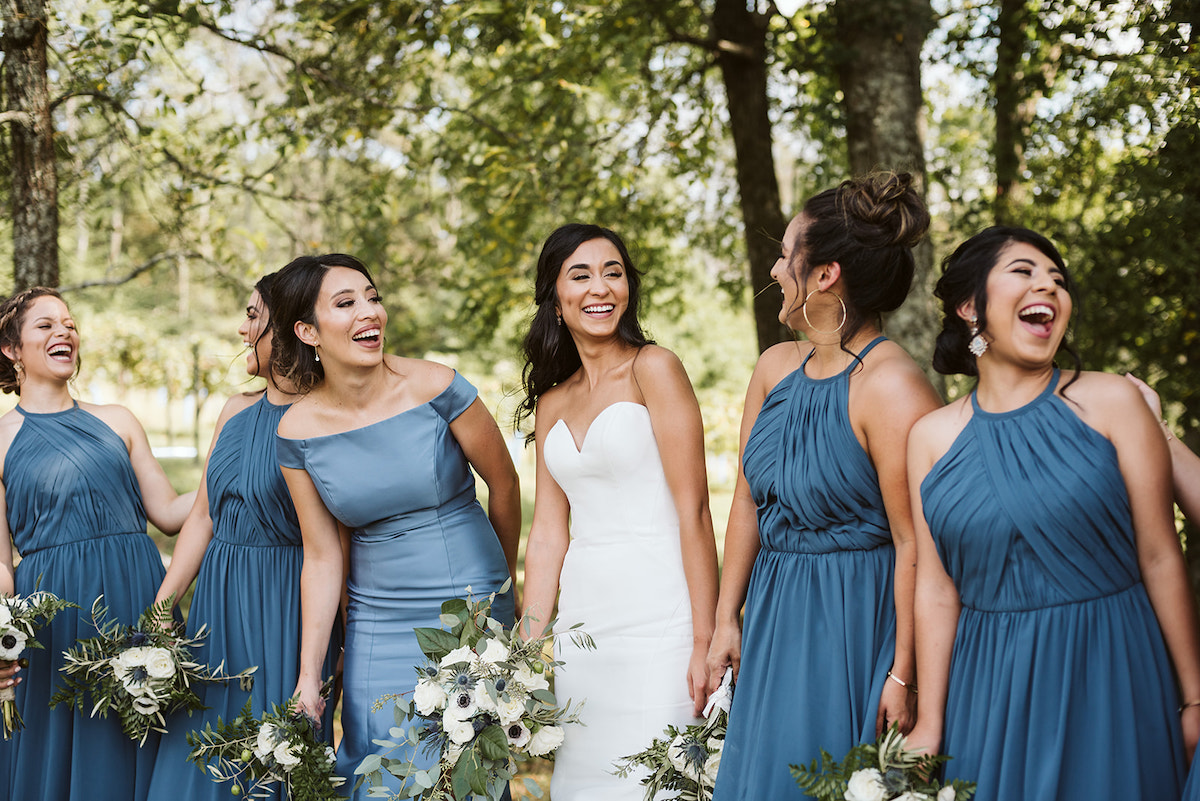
xmin=153 ymin=395 xmax=254 ymax=608
xmin=856 ymin=354 xmax=944 ymax=735
xmin=903 ymin=415 xmax=963 ymax=756
xmin=705 ymin=351 xmax=778 ymax=692
xmin=520 ymin=404 xmax=571 ymax=639
xmin=100 ymin=404 xmax=196 ymax=534
xmin=282 ymin=465 xmax=346 ymax=721
xmin=637 ymin=347 xmax=720 ymax=715
xmin=1105 ymin=377 xmax=1200 ymax=760
xmin=449 ymin=397 xmax=522 ymax=588
xmin=1126 ymin=374 xmax=1200 ymax=525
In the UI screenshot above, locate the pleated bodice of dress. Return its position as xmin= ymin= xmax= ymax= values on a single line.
xmin=742 ymin=339 xmax=891 ymax=554
xmin=5 ymin=403 xmax=148 ymax=553
xmin=206 ymin=395 xmax=301 ymax=547
xmin=920 ymin=374 xmax=1141 ymax=610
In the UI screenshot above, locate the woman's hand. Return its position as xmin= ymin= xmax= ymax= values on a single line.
xmin=291 ymin=674 xmax=326 ymax=726
xmin=706 ymin=621 xmax=742 ymax=691
xmin=687 ymin=642 xmax=711 ymax=717
xmin=875 ymin=674 xmax=915 ymax=736
xmin=0 ymin=659 xmax=21 ymax=690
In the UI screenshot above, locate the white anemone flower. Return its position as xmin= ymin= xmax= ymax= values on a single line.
xmin=0 ymin=601 xmax=13 ymax=628
xmin=131 ymin=694 xmax=160 ymax=716
xmin=0 ymin=626 xmax=26 ymax=660
xmin=505 ymin=720 xmax=531 ymax=749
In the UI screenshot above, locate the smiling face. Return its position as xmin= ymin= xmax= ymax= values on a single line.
xmin=298 ymin=265 xmax=387 ymax=368
xmin=975 ymin=240 xmax=1073 ymax=366
xmin=771 ymin=214 xmax=807 ymax=327
xmin=237 ymin=290 xmax=273 ymax=379
xmin=5 ymin=295 xmax=79 ymax=385
xmin=554 ymin=238 xmax=630 ymax=340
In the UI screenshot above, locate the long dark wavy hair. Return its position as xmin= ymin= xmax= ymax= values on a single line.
xmin=516 ymin=224 xmax=651 ymax=438
xmin=933 ymin=225 xmax=1081 ymax=386
xmin=783 ymin=171 xmax=930 ymax=352
xmin=270 ymin=253 xmax=376 ymax=395
xmin=0 ymin=287 xmax=78 ymax=396
xmin=247 ymin=271 xmax=281 ymax=382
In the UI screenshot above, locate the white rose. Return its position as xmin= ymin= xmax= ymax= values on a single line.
xmin=443 ymin=713 xmax=476 ymax=745
xmin=413 ymin=678 xmax=449 ymax=716
xmin=144 ymin=647 xmax=176 ymax=680
xmin=496 ymin=695 xmax=526 ymax=725
xmin=478 ymin=639 xmax=510 ymax=665
xmin=937 ymin=788 xmax=957 ymax=801
xmin=446 ymin=741 xmax=465 ymax=766
xmin=473 ymin=683 xmax=498 ymax=714
xmin=440 ymin=646 xmax=476 ymax=669
xmin=844 ymin=768 xmax=887 ymax=801
xmin=512 ymin=665 xmax=549 ymax=694
xmin=505 ymin=720 xmax=531 ymax=749
xmin=0 ymin=626 xmax=27 ymax=660
xmin=132 ymin=694 xmax=160 ymax=716
xmin=527 ymin=725 xmax=564 ymax=757
xmin=255 ymin=722 xmax=281 ymax=761
xmin=895 ymin=794 xmax=932 ymax=801
xmin=274 ymin=739 xmax=303 ymax=769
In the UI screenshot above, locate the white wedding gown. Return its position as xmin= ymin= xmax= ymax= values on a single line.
xmin=545 ymin=401 xmax=698 ymax=800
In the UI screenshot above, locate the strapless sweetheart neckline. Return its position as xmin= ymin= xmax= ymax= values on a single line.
xmin=550 ymin=400 xmax=647 ymax=453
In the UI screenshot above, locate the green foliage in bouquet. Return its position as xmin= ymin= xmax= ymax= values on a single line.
xmin=186 ymin=682 xmax=344 ymax=801
xmin=613 ymin=667 xmax=732 ymax=801
xmin=355 ymin=580 xmax=592 ymax=801
xmin=0 ymin=588 xmax=78 ymax=738
xmin=792 ymin=725 xmax=976 ymax=801
xmin=49 ymin=595 xmax=257 ymax=746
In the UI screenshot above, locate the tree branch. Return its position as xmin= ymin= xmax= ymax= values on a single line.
xmin=61 ymin=250 xmax=206 ymax=292
xmin=0 ymin=110 xmax=35 ymax=128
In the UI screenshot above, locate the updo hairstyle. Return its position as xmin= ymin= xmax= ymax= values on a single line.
xmin=270 ymin=254 xmax=376 ymax=394
xmin=932 ymin=225 xmax=1079 ymax=378
xmin=0 ymin=287 xmax=74 ymax=396
xmin=789 ymin=171 xmax=930 ymax=348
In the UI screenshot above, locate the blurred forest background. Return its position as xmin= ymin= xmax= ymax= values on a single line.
xmin=2 ymin=0 xmax=1197 ymax=568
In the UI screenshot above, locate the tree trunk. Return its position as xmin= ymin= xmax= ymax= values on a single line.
xmin=833 ymin=0 xmax=938 ymax=376
xmin=2 ymin=0 xmax=59 ymax=290
xmin=994 ymin=0 xmax=1034 ymax=224
xmin=712 ymin=0 xmax=791 ymax=353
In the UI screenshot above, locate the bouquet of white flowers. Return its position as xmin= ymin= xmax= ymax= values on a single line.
xmin=354 ymin=581 xmax=590 ymax=800
xmin=0 ymin=589 xmax=77 ymax=738
xmin=791 ymin=724 xmax=976 ymax=801
xmin=49 ymin=596 xmax=257 ymax=745
xmin=613 ymin=666 xmax=733 ymax=801
xmin=186 ymin=682 xmax=345 ymax=801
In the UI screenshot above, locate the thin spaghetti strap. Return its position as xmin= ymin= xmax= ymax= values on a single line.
xmin=856 ymin=335 xmax=887 ymax=360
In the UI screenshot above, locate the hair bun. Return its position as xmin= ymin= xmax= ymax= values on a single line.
xmin=838 ymin=171 xmax=929 ymax=250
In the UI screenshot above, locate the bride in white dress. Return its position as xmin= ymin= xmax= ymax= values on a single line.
xmin=518 ymin=224 xmax=720 ymax=799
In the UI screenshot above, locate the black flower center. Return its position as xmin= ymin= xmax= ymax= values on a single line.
xmin=454 ymin=692 xmax=473 ymax=709
xmin=507 ymin=724 xmax=524 ymax=739
xmin=0 ymin=634 xmax=17 ymax=650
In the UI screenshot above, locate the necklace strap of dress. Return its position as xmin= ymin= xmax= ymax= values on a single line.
xmin=15 ymin=399 xmax=79 ymax=417
xmin=856 ymin=335 xmax=887 ymax=360
xmin=799 ymin=335 xmax=888 ymax=374
xmin=970 ymin=367 xmax=1060 ymax=415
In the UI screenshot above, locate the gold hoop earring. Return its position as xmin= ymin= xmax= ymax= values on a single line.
xmin=801 ymin=289 xmax=847 ymax=335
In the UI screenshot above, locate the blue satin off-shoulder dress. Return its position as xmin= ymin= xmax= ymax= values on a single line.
xmin=1 ymin=403 xmax=166 ymax=801
xmin=713 ymin=337 xmax=898 ymax=800
xmin=921 ymin=371 xmax=1185 ymax=800
xmin=277 ymin=373 xmax=513 ymax=800
xmin=147 ymin=394 xmax=341 ymax=799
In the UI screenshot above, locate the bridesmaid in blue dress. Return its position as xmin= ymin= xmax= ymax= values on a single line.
xmin=708 ymin=173 xmax=942 ymax=798
xmin=270 ymin=254 xmax=520 ymax=799
xmin=906 ymin=226 xmax=1200 ymax=800
xmin=147 ymin=273 xmax=340 ymax=799
xmin=0 ymin=287 xmax=194 ymax=801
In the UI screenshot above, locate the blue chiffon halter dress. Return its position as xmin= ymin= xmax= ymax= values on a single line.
xmin=713 ymin=337 xmax=898 ymax=800
xmin=147 ymin=394 xmax=340 ymax=799
xmin=276 ymin=372 xmax=514 ymax=799
xmin=920 ymin=371 xmax=1185 ymax=800
xmin=1 ymin=403 xmax=166 ymax=801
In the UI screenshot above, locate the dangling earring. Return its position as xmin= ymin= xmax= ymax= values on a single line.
xmin=13 ymin=360 xmax=23 ymax=380
xmin=555 ymin=313 xmax=562 ymax=327
xmin=968 ymin=316 xmax=988 ymax=358
xmin=313 ymin=347 xmax=320 ymax=363
xmin=801 ymin=289 xmax=847 ymax=335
